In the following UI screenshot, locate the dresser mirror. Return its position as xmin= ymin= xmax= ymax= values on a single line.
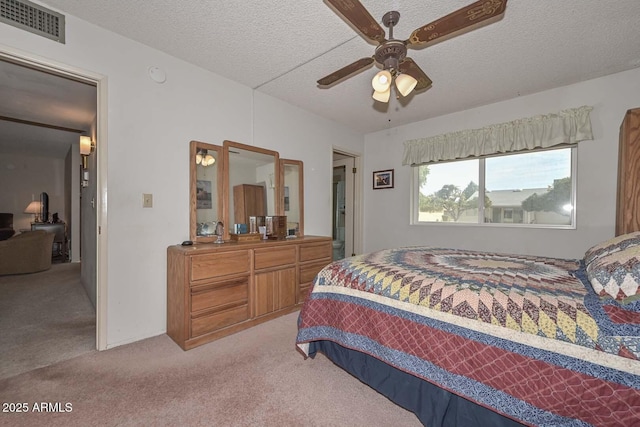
xmin=223 ymin=140 xmax=280 ymax=239
xmin=190 ymin=140 xmax=224 ymax=243
xmin=280 ymin=159 xmax=304 ymax=237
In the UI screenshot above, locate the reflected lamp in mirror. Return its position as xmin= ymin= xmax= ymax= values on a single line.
xmin=196 ymin=149 xmax=216 ymax=167
xmin=190 ymin=141 xmax=224 ymax=243
xmin=24 ymin=200 xmax=42 ymax=223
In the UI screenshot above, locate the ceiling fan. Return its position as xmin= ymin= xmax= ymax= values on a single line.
xmin=318 ymin=0 xmax=508 ymax=103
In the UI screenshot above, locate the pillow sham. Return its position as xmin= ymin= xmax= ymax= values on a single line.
xmin=586 ymin=245 xmax=640 ymax=303
xmin=584 ymin=231 xmax=640 ymax=266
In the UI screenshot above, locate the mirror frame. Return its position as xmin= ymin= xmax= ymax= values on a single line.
xmin=222 ymin=140 xmax=281 ymax=240
xmin=190 ymin=140 xmax=224 ymax=243
xmin=280 ymin=159 xmax=304 ymax=237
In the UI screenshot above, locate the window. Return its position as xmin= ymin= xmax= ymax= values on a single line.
xmin=413 ymin=148 xmax=575 ymax=228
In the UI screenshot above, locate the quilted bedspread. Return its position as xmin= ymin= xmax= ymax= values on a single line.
xmin=296 ymin=247 xmax=640 ymax=426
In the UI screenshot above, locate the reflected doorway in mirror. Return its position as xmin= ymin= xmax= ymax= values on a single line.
xmin=284 ymin=186 xmax=290 ymax=211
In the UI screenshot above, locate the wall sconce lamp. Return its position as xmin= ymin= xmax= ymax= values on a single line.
xmin=195 ymin=149 xmax=215 ymax=166
xmin=80 ymin=135 xmax=95 ymax=187
xmin=80 ymin=135 xmax=95 ymax=169
xmin=24 ymin=200 xmax=42 ymax=223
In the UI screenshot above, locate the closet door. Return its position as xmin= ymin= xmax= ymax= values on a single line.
xmin=616 ymin=108 xmax=640 ymax=236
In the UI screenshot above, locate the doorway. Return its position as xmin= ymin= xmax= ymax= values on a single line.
xmin=0 ymin=48 xmax=106 ymax=353
xmin=332 ymin=150 xmax=361 ymax=260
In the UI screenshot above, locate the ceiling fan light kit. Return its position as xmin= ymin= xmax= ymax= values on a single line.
xmin=371 ymin=69 xmax=417 ymax=102
xmin=319 ymin=0 xmax=508 ymax=103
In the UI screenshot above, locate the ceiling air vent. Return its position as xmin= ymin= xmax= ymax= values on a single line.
xmin=0 ymin=0 xmax=65 ymax=43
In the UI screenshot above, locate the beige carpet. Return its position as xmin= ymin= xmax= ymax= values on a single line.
xmin=0 ymin=312 xmax=420 ymax=426
xmin=0 ymin=262 xmax=96 ymax=379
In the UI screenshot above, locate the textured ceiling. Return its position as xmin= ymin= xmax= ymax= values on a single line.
xmin=37 ymin=0 xmax=640 ymax=134
xmin=3 ymin=0 xmax=640 ymax=145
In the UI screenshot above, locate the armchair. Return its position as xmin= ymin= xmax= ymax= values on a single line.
xmin=0 ymin=230 xmax=55 ymax=275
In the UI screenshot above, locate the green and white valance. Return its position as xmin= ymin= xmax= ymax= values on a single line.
xmin=402 ymin=105 xmax=594 ymax=166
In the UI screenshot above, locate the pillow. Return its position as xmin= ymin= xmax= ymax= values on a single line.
xmin=586 ymin=245 xmax=640 ymax=303
xmin=584 ymin=231 xmax=640 ymax=266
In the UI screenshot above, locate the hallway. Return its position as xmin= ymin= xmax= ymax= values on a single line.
xmin=0 ymin=263 xmax=95 ymax=379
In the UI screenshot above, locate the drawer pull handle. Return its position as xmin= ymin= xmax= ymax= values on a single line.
xmin=192 ymin=279 xmax=247 ymax=294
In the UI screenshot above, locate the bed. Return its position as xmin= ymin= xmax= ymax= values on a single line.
xmin=296 ymin=234 xmax=640 ymax=426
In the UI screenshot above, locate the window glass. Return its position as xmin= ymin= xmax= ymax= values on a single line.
xmin=414 ymin=148 xmax=574 ymax=227
xmin=485 ymin=149 xmax=572 ymax=225
xmin=418 ymin=159 xmax=479 ymax=223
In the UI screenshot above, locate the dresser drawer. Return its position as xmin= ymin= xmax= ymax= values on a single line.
xmin=299 ymin=259 xmax=330 ymax=285
xmin=254 ymin=246 xmax=296 ymax=270
xmin=191 ymin=279 xmax=248 ymax=313
xmin=191 ymin=305 xmax=248 ymax=337
xmin=299 ymin=242 xmax=332 ymax=262
xmin=190 ymin=250 xmax=250 ymax=282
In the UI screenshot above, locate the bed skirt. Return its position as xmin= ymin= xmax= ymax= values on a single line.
xmin=308 ymin=340 xmax=525 ymax=427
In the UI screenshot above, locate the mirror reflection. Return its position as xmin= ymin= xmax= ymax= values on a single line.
xmin=224 ymin=141 xmax=279 ymax=236
xmin=190 ymin=141 xmax=223 ymax=242
xmin=281 ymin=159 xmax=304 ymax=236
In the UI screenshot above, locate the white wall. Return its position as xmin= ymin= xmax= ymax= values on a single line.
xmin=0 ymin=152 xmax=67 ymax=231
xmin=364 ymin=67 xmax=640 ymax=259
xmin=252 ymin=92 xmax=363 ymax=236
xmin=0 ymin=7 xmax=363 ymax=348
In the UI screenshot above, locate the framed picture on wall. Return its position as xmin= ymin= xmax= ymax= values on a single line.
xmin=196 ymin=180 xmax=212 ymax=209
xmin=373 ymin=169 xmax=394 ymax=190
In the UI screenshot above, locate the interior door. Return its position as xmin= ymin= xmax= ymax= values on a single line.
xmin=332 ymin=157 xmax=354 ymax=259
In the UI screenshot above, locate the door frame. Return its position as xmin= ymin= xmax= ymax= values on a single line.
xmin=332 ymin=147 xmax=362 ymax=257
xmin=0 ymin=45 xmax=109 ymax=350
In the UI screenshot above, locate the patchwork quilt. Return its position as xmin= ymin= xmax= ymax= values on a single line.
xmin=296 ymin=247 xmax=640 ymax=426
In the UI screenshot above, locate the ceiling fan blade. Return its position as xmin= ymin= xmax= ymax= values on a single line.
xmin=398 ymin=58 xmax=433 ymax=91
xmin=407 ymin=0 xmax=507 ymax=47
xmin=325 ymin=0 xmax=386 ymax=44
xmin=317 ymin=57 xmax=375 ymax=87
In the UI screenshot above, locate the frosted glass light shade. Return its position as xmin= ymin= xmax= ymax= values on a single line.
xmin=372 ymin=88 xmax=391 ymax=103
xmin=395 ymin=73 xmax=418 ymax=97
xmin=79 ymin=136 xmax=94 ymax=155
xmin=195 ymin=152 xmax=203 ymax=164
xmin=371 ymin=70 xmax=392 ymax=92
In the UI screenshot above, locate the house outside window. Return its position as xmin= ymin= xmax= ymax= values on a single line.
xmin=412 ymin=148 xmax=576 ymax=228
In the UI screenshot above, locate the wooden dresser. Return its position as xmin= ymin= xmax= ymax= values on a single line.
xmin=167 ymin=235 xmax=331 ymax=350
xmin=616 ymin=107 xmax=640 ymax=236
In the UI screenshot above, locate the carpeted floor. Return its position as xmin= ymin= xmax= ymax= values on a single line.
xmin=0 ymin=311 xmax=420 ymax=426
xmin=0 ymin=262 xmax=96 ymax=379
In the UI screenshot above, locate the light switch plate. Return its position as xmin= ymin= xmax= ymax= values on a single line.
xmin=143 ymin=193 xmax=153 ymax=208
